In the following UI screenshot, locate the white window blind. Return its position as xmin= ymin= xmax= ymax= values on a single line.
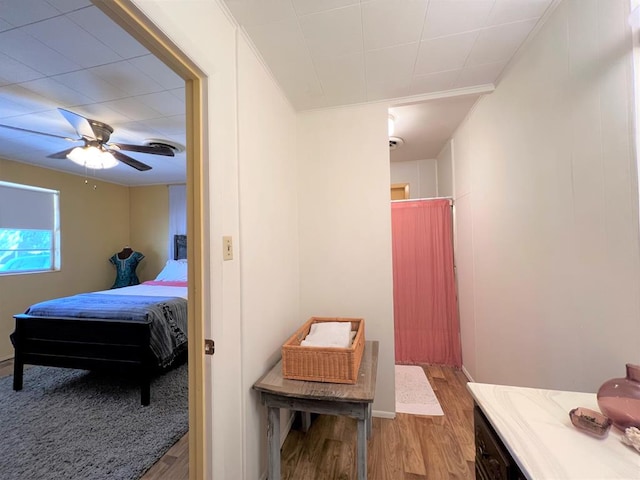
xmin=0 ymin=181 xmax=59 ymax=230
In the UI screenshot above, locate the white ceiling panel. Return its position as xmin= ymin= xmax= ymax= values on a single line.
xmin=23 ymin=16 xmax=123 ymax=69
xmin=20 ymin=78 xmax=94 ymax=108
xmin=0 ymin=4 xmax=186 ymax=186
xmin=466 ymin=19 xmax=538 ymax=66
xmin=127 ymin=55 xmax=184 ymax=90
xmin=67 ymin=7 xmax=150 ymax=58
xmin=0 ymin=1 xmax=556 ymax=184
xmin=221 ymin=0 xmax=553 ymax=113
xmin=0 ymin=84 xmax=54 ymax=115
xmin=315 ymin=53 xmax=366 ymax=105
xmin=366 ymin=43 xmax=419 ymax=83
xmin=45 ymin=0 xmax=92 ymax=14
xmin=139 ymin=115 xmax=187 ymax=138
xmin=366 ymin=44 xmax=420 ymax=100
xmin=101 ymin=97 xmax=165 ymax=122
xmin=1 ymin=109 xmax=74 ymax=136
xmin=169 ymin=88 xmax=185 ymax=102
xmin=0 ymin=0 xmax=60 ymax=27
xmin=487 ymin=0 xmax=552 ymax=26
xmin=415 ymin=31 xmax=478 ymax=75
xmin=299 ymin=4 xmax=362 ymax=58
xmin=61 ymin=103 xmax=131 ymax=126
xmin=422 ymin=0 xmax=495 ymax=39
xmin=225 ymin=0 xmax=296 ymax=27
xmin=90 ymin=62 xmax=165 ymax=97
xmin=292 ymin=0 xmax=358 ymax=16
xmin=247 ymin=21 xmax=326 ymax=104
xmin=408 ymin=69 xmax=460 ymax=96
xmin=246 ymin=20 xmax=311 ymax=66
xmin=455 ymin=61 xmax=506 ymax=88
xmin=0 ymin=53 xmax=43 ymax=86
xmin=0 ymin=18 xmax=13 ymax=32
xmin=136 ymin=91 xmax=185 ymax=117
xmin=362 ymin=0 xmax=429 ymax=51
xmin=51 ymin=69 xmax=129 ymax=102
xmin=274 ymin=62 xmax=326 ymax=108
xmin=0 ymin=29 xmax=82 ymax=76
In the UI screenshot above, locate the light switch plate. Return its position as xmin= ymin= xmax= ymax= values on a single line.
xmin=223 ymin=235 xmax=233 ymax=260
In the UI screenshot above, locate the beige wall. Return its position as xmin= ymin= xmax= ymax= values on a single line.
xmin=454 ymin=0 xmax=640 ymax=392
xmin=130 ymin=185 xmax=169 ymax=281
xmin=0 ymin=158 xmax=130 ymax=360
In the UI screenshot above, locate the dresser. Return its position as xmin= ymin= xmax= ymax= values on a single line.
xmin=467 ymin=383 xmax=640 ymax=479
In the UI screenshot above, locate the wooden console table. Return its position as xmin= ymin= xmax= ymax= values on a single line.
xmin=253 ymin=340 xmax=379 ymax=480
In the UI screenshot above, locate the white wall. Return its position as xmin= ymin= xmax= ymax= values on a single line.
xmin=390 ymin=159 xmax=438 ymax=198
xmin=297 ymin=103 xmax=396 ymax=415
xmin=123 ymin=4 xmax=395 ymax=479
xmin=131 ymin=1 xmax=244 ymax=478
xmin=454 ymin=0 xmax=640 ymax=392
xmin=437 ymin=141 xmax=453 ymax=198
xmin=236 ymin=33 xmax=300 ymax=479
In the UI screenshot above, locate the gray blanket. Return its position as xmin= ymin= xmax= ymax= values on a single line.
xmin=25 ymin=293 xmax=188 ymax=368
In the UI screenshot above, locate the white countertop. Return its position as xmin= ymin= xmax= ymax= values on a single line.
xmin=467 ymin=383 xmax=640 ymax=479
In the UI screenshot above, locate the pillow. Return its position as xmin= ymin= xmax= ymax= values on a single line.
xmin=155 ymin=260 xmax=188 ymax=282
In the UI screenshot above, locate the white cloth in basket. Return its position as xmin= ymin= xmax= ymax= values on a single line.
xmin=300 ymin=321 xmax=352 ymax=348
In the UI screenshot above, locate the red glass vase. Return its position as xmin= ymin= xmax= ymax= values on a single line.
xmin=596 ymin=363 xmax=640 ymax=430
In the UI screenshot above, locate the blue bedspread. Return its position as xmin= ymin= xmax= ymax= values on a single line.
xmin=25 ymin=293 xmax=188 ymax=368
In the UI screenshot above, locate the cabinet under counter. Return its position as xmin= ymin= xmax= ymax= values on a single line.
xmin=467 ymin=383 xmax=639 ymax=479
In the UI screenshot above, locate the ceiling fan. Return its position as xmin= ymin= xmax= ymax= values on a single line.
xmin=0 ymin=108 xmax=175 ymax=171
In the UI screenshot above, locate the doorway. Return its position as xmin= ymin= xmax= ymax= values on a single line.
xmin=95 ymin=1 xmax=207 ymax=477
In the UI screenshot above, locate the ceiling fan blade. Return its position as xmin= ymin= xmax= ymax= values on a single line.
xmin=111 ymin=150 xmax=152 ymax=171
xmin=0 ymin=123 xmax=79 ymax=141
xmin=47 ymin=147 xmax=77 ymax=159
xmin=58 ymin=108 xmax=101 ymax=140
xmin=110 ymin=143 xmax=175 ymax=157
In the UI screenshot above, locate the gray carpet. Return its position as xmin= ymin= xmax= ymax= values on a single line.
xmin=0 ymin=362 xmax=188 ymax=480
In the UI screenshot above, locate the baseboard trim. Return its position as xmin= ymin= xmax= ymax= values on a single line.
xmin=0 ymin=354 xmax=13 ymax=363
xmin=373 ymin=410 xmax=396 ymax=419
xmin=461 ymin=365 xmax=474 ymax=382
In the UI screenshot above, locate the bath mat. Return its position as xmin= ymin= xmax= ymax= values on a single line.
xmin=395 ymin=364 xmax=444 ymax=416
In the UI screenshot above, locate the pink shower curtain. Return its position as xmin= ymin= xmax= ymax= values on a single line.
xmin=391 ymin=199 xmax=462 ymax=367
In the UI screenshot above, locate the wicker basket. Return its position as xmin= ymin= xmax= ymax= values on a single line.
xmin=281 ymin=317 xmax=365 ymax=384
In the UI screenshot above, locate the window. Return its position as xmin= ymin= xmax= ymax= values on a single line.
xmin=0 ymin=181 xmax=60 ymax=274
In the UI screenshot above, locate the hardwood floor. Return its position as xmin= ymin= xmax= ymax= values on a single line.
xmin=140 ymin=433 xmax=189 ymax=480
xmin=0 ymin=359 xmax=474 ymax=479
xmin=281 ymin=365 xmax=475 ymax=480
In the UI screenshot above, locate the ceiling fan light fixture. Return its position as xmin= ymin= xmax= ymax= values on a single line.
xmin=67 ymin=146 xmax=118 ymax=169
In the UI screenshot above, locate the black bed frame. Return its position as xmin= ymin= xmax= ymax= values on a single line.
xmin=12 ymin=314 xmax=155 ymax=405
xmin=11 ymin=235 xmax=187 ymax=406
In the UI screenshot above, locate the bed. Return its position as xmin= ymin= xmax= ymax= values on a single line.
xmin=10 ymin=257 xmax=188 ymax=406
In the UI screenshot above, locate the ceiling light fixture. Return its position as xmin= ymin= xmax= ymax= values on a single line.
xmin=389 ymin=137 xmax=404 ymax=150
xmin=388 ymin=114 xmax=395 ymax=137
xmin=67 ymin=146 xmax=119 ymax=169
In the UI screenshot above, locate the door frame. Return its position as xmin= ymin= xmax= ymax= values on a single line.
xmin=93 ymin=1 xmax=207 ymax=477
